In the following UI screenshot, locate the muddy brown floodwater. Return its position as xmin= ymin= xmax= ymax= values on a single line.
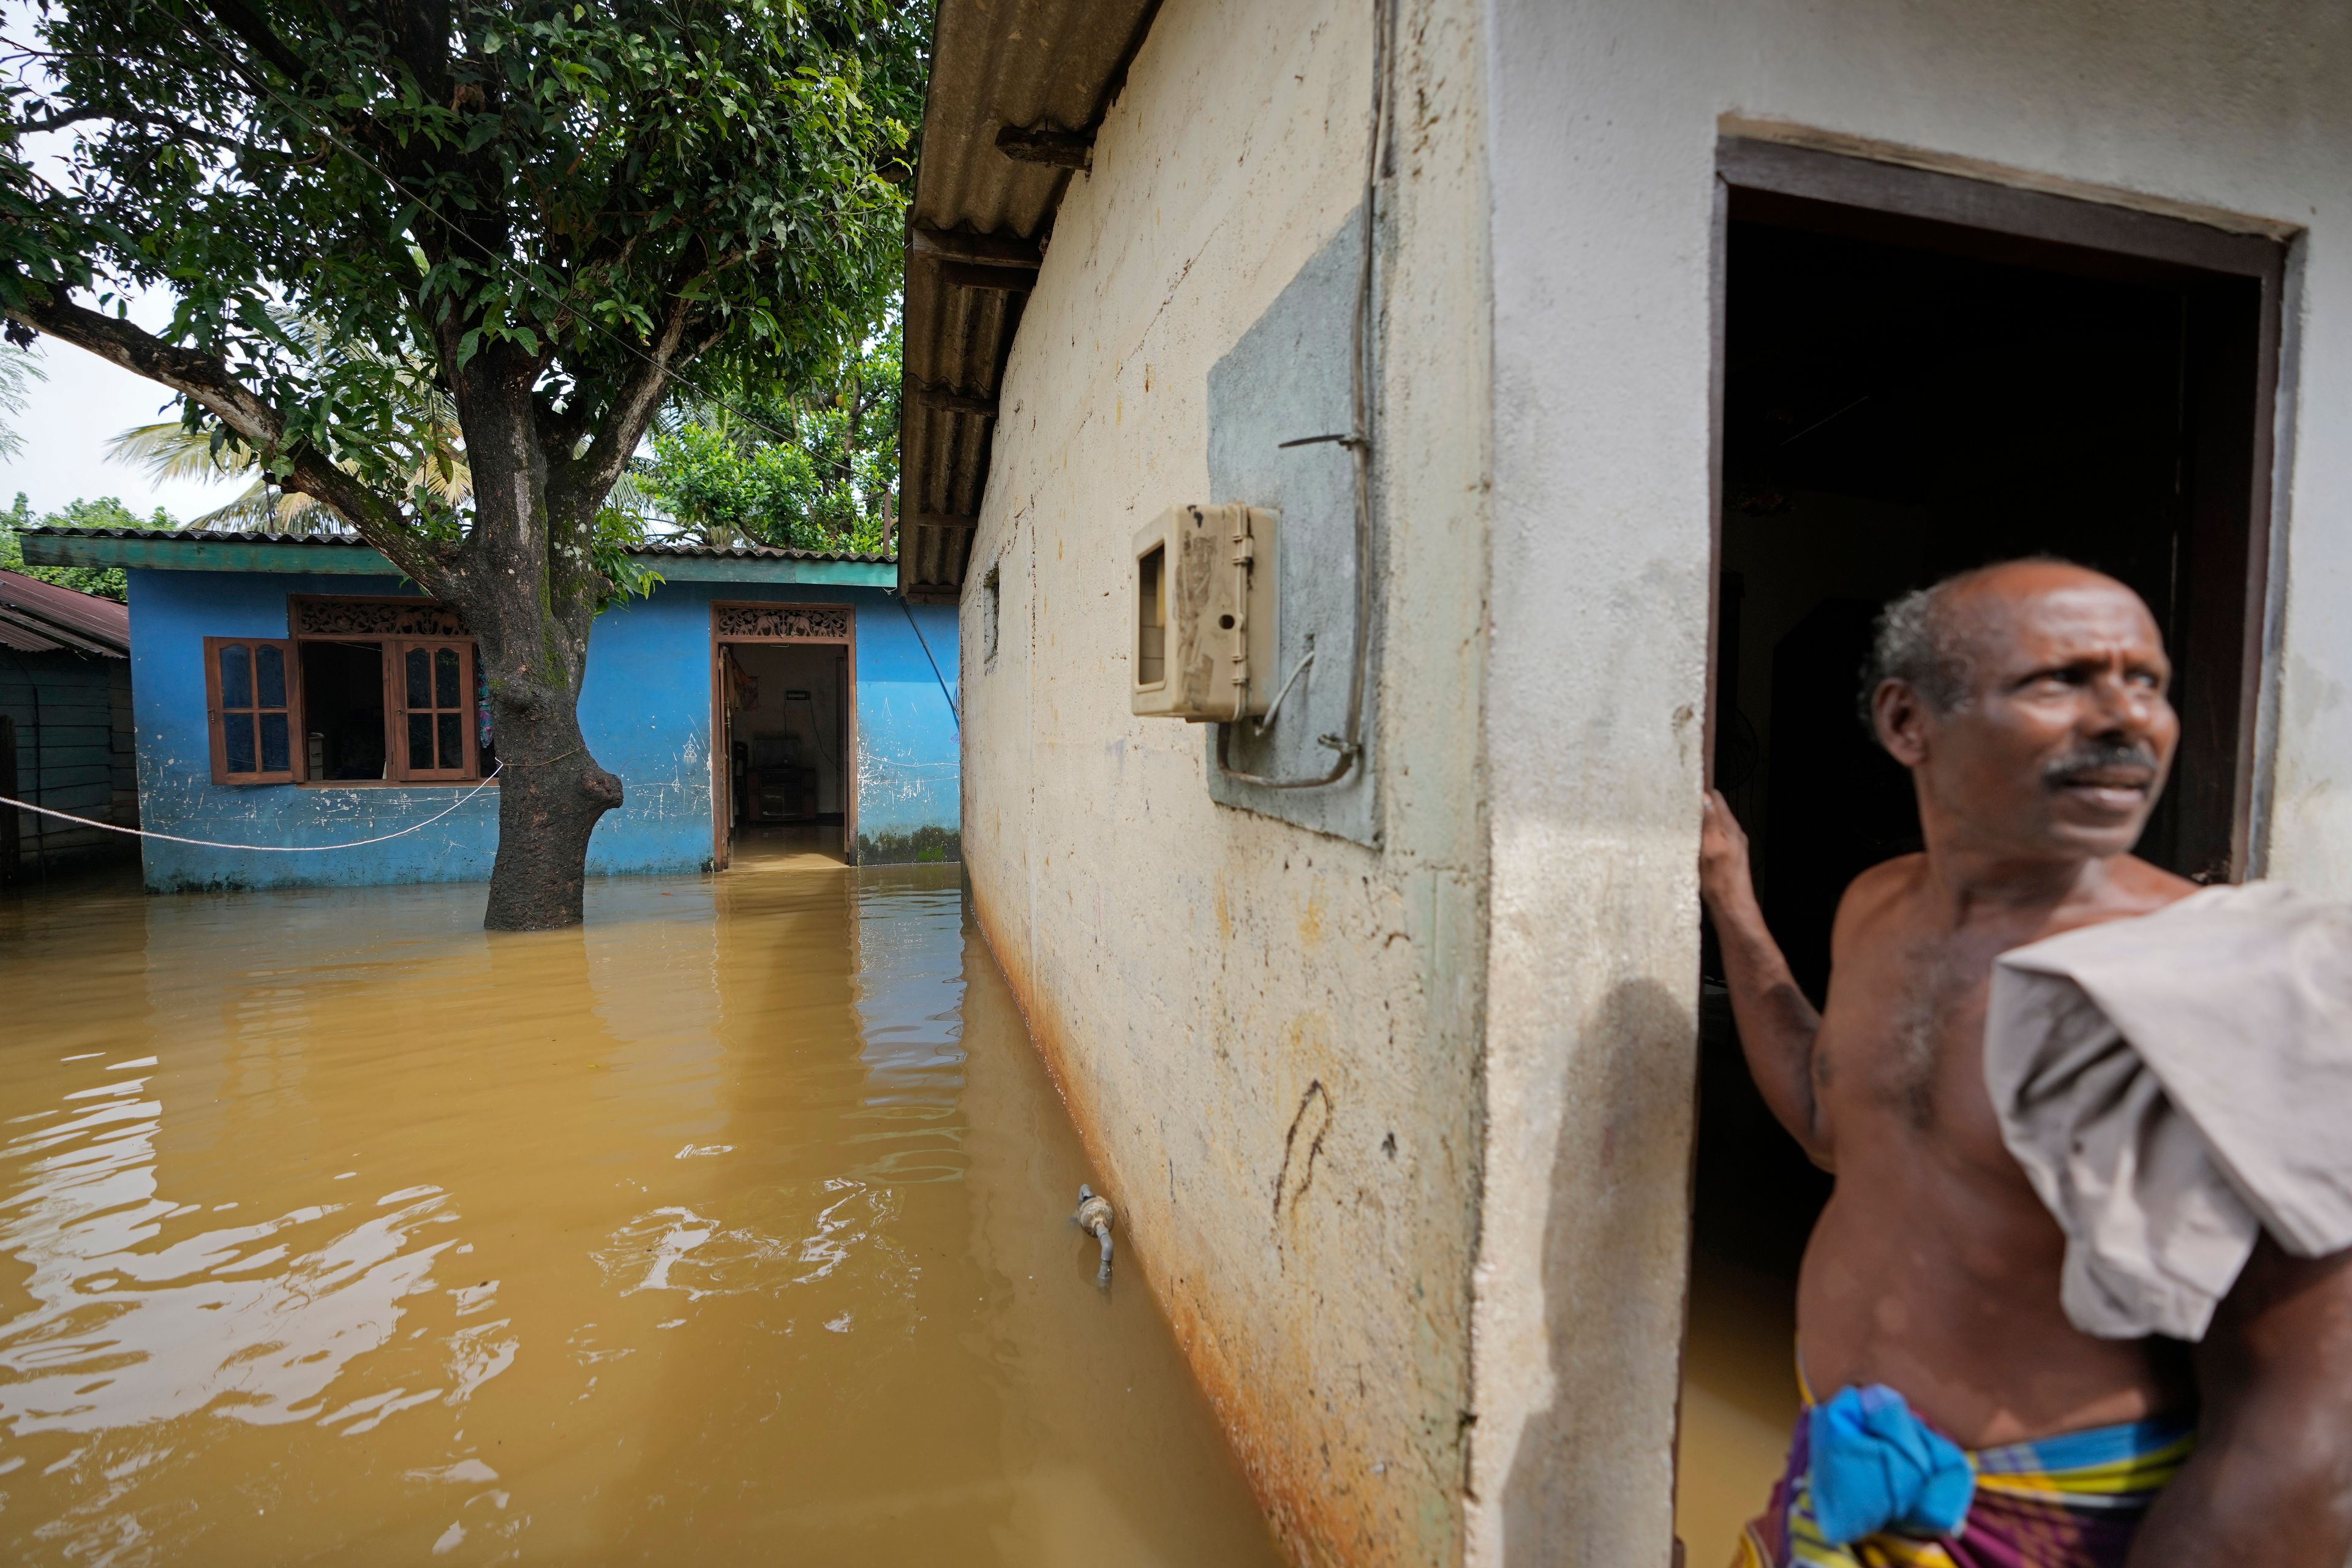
xmin=0 ymin=864 xmax=1286 ymax=1566
xmin=1675 ymin=1251 xmax=1802 ymax=1565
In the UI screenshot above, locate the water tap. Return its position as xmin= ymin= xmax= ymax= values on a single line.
xmin=1074 ymin=1183 xmax=1115 ymax=1286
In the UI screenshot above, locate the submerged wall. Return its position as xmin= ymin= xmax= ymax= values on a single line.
xmin=126 ymin=571 xmax=959 ymax=889
xmin=1472 ymin=1 xmax=2352 ymax=1562
xmin=956 ymin=0 xmax=1491 ymax=1562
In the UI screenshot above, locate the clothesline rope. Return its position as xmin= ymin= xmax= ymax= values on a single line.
xmin=0 ymin=765 xmax=503 ymax=852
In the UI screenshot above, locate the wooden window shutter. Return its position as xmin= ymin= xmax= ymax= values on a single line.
xmin=205 ymin=637 xmax=298 ymax=785
xmin=390 ymin=639 xmax=478 ymax=781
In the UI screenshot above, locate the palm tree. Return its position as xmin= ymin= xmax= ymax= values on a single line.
xmin=107 ymin=342 xmax=471 ymax=535
xmin=111 ymin=380 xmax=654 ymax=537
xmin=100 ymin=304 xmax=474 ymax=533
xmin=0 ymin=345 xmax=45 ymax=460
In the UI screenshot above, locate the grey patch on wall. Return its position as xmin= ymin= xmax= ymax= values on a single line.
xmin=1203 ymin=206 xmax=1379 ymax=848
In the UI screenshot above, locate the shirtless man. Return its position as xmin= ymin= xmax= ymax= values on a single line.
xmin=1700 ymin=560 xmax=2352 ymax=1564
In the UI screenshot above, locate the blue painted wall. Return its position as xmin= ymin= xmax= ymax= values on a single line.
xmin=847 ymin=595 xmax=962 ymax=862
xmin=125 ymin=570 xmax=959 ymax=890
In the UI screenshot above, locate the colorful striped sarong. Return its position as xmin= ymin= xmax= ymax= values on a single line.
xmin=1732 ymin=1382 xmax=2194 ymax=1567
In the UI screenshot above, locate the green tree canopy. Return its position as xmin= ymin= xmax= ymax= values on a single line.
xmin=0 ymin=0 xmax=927 ymax=926
xmin=640 ymin=311 xmax=900 ymax=555
xmin=0 ymin=492 xmax=178 ymax=600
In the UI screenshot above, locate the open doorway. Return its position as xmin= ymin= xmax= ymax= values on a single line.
xmin=1676 ymin=141 xmax=2283 ymax=1559
xmin=714 ymin=606 xmax=855 ymax=870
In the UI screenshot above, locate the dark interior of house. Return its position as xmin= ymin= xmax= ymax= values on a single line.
xmin=726 ymin=641 xmax=848 ymax=841
xmin=299 ymin=640 xmax=388 ymax=782
xmin=1695 ymin=206 xmax=2240 ymax=1295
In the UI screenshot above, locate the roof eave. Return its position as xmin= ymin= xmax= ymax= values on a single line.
xmin=16 ymin=528 xmax=897 ymax=589
xmin=894 ymin=0 xmax=1164 ymax=604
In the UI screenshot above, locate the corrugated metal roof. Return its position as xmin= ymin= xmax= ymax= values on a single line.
xmin=0 ymin=568 xmax=130 ymax=657
xmin=626 ymin=538 xmax=895 ymax=565
xmin=18 ymin=525 xmax=893 ymax=566
xmin=896 ymin=0 xmax=1163 ymax=602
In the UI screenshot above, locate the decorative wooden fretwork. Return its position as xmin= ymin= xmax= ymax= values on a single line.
xmin=292 ymin=597 xmax=472 ymax=639
xmin=715 ymin=603 xmax=851 ymax=641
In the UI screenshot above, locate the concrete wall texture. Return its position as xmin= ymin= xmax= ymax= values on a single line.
xmin=126 ymin=570 xmax=959 ymax=889
xmin=958 ymin=0 xmax=2351 ymax=1564
xmin=957 ymin=0 xmax=1491 ymax=1562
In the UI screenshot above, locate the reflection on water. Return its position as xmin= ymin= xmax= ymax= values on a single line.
xmin=0 ymin=868 xmax=1282 ymax=1566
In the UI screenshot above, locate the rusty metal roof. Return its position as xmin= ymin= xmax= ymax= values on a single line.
xmin=896 ymin=0 xmax=1163 ymax=602
xmin=0 ymin=568 xmax=130 ymax=657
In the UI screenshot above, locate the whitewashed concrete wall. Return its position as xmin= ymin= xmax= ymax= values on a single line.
xmin=957 ymin=0 xmax=1491 ymax=1562
xmin=1472 ymin=2 xmax=2352 ymax=1564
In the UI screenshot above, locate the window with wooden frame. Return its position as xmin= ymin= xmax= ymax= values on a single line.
xmin=202 ymin=599 xmax=490 ymax=787
xmin=393 ymin=639 xmax=477 ymax=780
xmin=205 ymin=637 xmax=296 ymax=784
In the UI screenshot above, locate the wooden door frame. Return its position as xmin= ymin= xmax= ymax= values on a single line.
xmin=1708 ymin=134 xmax=2289 ymax=880
xmin=708 ymin=601 xmax=858 ymax=870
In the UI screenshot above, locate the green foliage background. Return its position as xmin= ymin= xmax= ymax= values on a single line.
xmin=0 ymin=494 xmax=178 ymax=600
xmin=639 ymin=312 xmax=901 ymax=556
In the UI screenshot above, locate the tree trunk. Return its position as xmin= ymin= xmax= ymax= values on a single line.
xmin=481 ymin=690 xmax=624 ymax=930
xmin=441 ymin=353 xmax=625 ymax=932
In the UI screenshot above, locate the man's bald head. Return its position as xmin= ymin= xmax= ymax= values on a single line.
xmin=1860 ymin=559 xmax=2150 ymax=729
xmin=1863 ymin=559 xmax=2179 ymax=862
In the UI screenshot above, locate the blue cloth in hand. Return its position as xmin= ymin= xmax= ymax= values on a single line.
xmin=1806 ymin=1384 xmax=1977 ymax=1547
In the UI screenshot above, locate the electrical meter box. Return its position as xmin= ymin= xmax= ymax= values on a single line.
xmin=1131 ymin=503 xmax=1280 ymax=720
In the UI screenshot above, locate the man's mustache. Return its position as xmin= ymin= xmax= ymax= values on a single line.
xmin=2043 ymin=741 xmax=2162 ymax=789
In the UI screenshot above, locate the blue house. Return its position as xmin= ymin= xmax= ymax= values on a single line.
xmin=17 ymin=526 xmax=960 ymax=890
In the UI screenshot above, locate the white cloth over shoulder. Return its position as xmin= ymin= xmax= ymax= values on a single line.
xmin=1985 ymin=881 xmax=2352 ymax=1342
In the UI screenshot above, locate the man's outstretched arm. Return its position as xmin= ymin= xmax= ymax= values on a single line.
xmin=1698 ymin=790 xmax=1832 ymax=1167
xmin=2128 ymin=1240 xmax=2352 ymax=1566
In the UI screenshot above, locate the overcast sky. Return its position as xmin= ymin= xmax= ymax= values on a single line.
xmin=2 ymin=301 xmax=247 ymax=522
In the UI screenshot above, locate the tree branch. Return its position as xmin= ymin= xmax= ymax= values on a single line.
xmin=536 ymin=390 xmax=595 ymax=467
xmin=190 ymin=0 xmax=426 ymax=192
xmin=19 ymin=102 xmax=287 ymax=160
xmin=12 ymin=106 xmax=105 ymax=135
xmin=192 ymin=0 xmax=312 ymax=90
xmin=5 ymin=291 xmax=446 ymax=587
xmin=556 ymin=287 xmax=698 ymax=510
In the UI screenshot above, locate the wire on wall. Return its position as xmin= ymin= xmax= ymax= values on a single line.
xmin=1215 ymin=0 xmax=1395 ymax=791
xmin=897 ymin=594 xmax=960 ymax=729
